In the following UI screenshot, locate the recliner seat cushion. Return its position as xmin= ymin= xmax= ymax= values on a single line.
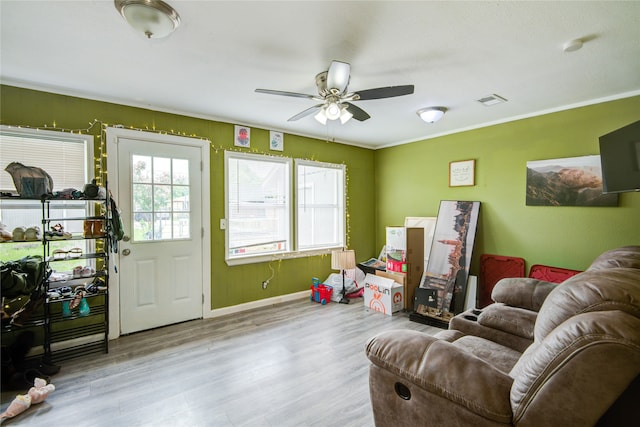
xmin=452 ymin=335 xmax=522 ymax=374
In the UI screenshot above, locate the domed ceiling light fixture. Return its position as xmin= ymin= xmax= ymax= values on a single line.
xmin=114 ymin=0 xmax=181 ymax=39
xmin=417 ymin=107 xmax=447 ymax=123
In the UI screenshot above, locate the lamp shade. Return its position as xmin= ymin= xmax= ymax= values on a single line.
xmin=331 ymin=249 xmax=356 ymax=271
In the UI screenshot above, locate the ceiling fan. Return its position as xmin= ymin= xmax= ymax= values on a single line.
xmin=255 ymin=60 xmax=415 ymax=124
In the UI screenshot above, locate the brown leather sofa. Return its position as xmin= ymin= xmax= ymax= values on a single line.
xmin=365 ymin=246 xmax=640 ymax=426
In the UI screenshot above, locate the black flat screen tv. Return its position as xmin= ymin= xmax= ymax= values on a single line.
xmin=598 ymin=120 xmax=640 ymax=193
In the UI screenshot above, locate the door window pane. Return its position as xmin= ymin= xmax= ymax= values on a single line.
xmin=131 ymin=155 xmax=191 ymax=242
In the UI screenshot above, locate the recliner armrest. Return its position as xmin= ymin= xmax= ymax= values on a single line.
xmin=492 ymin=278 xmax=558 ymax=311
xmin=366 ymin=330 xmax=514 ymax=423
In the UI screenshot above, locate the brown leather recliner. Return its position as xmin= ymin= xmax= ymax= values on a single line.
xmin=365 ymin=246 xmax=640 ymax=426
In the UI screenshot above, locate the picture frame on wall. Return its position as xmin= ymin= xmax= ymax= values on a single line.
xmin=270 ymin=131 xmax=283 ymax=151
xmin=234 ymin=125 xmax=250 ymax=148
xmin=526 ymin=155 xmax=618 ymax=206
xmin=449 ymin=159 xmax=475 ymax=187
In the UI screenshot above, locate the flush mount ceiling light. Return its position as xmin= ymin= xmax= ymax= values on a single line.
xmin=114 ymin=0 xmax=181 ymax=39
xmin=417 ymin=107 xmax=447 ymax=123
xmin=563 ymin=38 xmax=584 ymax=53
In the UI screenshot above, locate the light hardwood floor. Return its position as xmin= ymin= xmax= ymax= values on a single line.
xmin=1 ymin=297 xmax=440 ymax=426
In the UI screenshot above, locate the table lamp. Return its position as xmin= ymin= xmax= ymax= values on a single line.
xmin=331 ymin=249 xmax=356 ymax=304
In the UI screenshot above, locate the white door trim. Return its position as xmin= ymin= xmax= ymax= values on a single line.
xmin=106 ymin=127 xmax=211 ymax=339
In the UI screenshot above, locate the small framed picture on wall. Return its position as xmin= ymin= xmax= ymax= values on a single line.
xmin=449 ymin=159 xmax=475 ymax=187
xmin=270 ymin=131 xmax=283 ymax=151
xmin=234 ymin=125 xmax=251 ymax=148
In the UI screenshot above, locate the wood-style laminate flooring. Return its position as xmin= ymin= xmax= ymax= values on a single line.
xmin=1 ymin=297 xmax=440 ymax=426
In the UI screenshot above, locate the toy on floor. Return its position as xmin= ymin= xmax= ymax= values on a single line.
xmin=0 ymin=377 xmax=55 ymax=421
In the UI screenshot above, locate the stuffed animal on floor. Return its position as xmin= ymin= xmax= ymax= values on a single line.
xmin=0 ymin=377 xmax=55 ymax=420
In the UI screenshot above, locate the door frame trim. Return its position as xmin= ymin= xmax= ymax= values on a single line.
xmin=106 ymin=127 xmax=211 ymax=339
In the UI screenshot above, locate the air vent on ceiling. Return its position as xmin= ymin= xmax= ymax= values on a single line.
xmin=477 ymin=94 xmax=507 ymax=106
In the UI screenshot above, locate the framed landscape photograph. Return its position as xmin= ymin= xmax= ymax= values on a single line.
xmin=526 ymin=155 xmax=618 ymax=207
xmin=449 ymin=159 xmax=475 ymax=187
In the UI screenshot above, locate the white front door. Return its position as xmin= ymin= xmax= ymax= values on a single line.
xmin=107 ymin=129 xmax=209 ymax=335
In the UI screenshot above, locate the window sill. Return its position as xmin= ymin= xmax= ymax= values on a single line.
xmin=225 ymin=247 xmax=340 ymax=266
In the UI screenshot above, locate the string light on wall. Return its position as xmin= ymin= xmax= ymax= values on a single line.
xmin=3 ymin=120 xmax=353 ymax=253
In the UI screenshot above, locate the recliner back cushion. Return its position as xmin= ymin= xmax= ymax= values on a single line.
xmin=509 ymin=311 xmax=640 ymax=426
xmin=588 ymin=245 xmax=640 ymax=271
xmin=535 ymin=268 xmax=640 ymax=341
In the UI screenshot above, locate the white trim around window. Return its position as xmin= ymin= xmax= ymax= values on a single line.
xmin=224 ymin=151 xmax=346 ymax=266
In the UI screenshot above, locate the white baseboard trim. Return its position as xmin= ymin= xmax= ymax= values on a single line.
xmin=205 ymin=290 xmax=309 ymax=319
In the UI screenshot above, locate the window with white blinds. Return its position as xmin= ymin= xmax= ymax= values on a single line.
xmin=0 ymin=127 xmax=92 ymax=235
xmin=296 ymin=160 xmax=345 ymax=251
xmin=0 ymin=127 xmax=91 ymax=193
xmin=224 ymin=151 xmax=346 ymax=264
xmin=225 ymin=151 xmax=291 ymax=259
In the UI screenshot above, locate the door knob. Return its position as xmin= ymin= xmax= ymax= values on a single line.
xmin=123 ymin=235 xmax=130 ymax=242
xmin=122 ymin=248 xmax=131 ymax=256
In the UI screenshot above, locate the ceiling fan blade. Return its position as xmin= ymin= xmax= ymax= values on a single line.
xmin=326 ymin=61 xmax=351 ymax=94
xmin=287 ymin=104 xmax=325 ymax=121
xmin=344 ymin=102 xmax=370 ymax=121
xmin=255 ymin=88 xmax=316 ymax=99
xmin=354 ymin=85 xmax=415 ymax=100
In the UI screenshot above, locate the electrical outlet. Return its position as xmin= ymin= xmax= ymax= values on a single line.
xmin=262 ymin=280 xmax=269 ymax=289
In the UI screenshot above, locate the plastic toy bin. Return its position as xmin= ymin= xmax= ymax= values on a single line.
xmin=310 ymin=284 xmax=333 ymax=305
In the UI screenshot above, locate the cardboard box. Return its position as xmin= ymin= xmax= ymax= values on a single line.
xmin=383 ymin=227 xmax=424 ymax=308
xmin=386 ymin=226 xmax=408 ymax=272
xmin=364 ymin=273 xmax=404 ymax=315
xmin=376 ymin=270 xmax=410 ymax=311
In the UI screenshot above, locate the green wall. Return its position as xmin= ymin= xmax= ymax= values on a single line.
xmin=0 ymin=85 xmax=376 ymax=309
xmin=374 ymin=95 xmax=640 ymax=273
xmin=2 ymin=85 xmax=638 ymax=308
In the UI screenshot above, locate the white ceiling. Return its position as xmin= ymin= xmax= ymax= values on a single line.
xmin=1 ymin=1 xmax=639 ymax=149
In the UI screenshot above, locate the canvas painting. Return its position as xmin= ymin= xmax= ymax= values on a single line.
xmin=419 ymin=200 xmax=480 ymax=314
xmin=526 ymin=155 xmax=618 ymax=206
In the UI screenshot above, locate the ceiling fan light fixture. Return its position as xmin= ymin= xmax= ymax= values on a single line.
xmin=114 ymin=0 xmax=181 ymax=39
xmin=325 ymin=102 xmax=342 ymax=120
xmin=339 ymin=107 xmax=353 ymax=124
xmin=326 ymin=61 xmax=351 ymax=94
xmin=314 ymin=110 xmax=328 ymax=125
xmin=417 ymin=107 xmax=447 ymax=123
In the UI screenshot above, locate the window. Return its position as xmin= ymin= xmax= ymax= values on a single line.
xmin=296 ymin=160 xmax=345 ymax=250
xmin=0 ymin=126 xmax=93 ymax=262
xmin=131 ymin=155 xmax=191 ymax=241
xmin=225 ymin=151 xmax=345 ymax=264
xmin=225 ymin=152 xmax=291 ymax=260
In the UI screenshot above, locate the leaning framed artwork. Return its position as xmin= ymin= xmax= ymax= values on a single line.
xmin=449 ymin=159 xmax=475 ymax=187
xmin=419 ymin=200 xmax=481 ymax=315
